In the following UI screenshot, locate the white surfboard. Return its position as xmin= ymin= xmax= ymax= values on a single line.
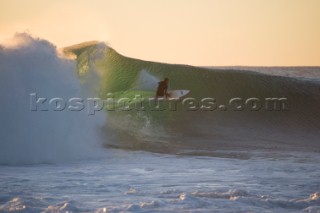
xmin=153 ymin=90 xmax=190 ymax=100
xmin=168 ymin=90 xmax=190 ymax=99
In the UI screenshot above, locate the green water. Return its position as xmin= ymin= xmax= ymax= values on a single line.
xmin=63 ymin=42 xmax=320 ymax=154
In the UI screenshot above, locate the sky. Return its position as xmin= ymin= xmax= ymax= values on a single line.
xmin=0 ymin=0 xmax=319 ymax=66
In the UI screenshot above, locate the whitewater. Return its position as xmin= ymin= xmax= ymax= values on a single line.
xmin=0 ymin=34 xmax=319 ymax=212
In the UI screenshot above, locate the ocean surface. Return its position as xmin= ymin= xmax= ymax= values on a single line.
xmin=0 ymin=33 xmax=319 ymax=212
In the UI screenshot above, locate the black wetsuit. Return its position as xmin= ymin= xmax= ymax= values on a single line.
xmin=156 ymin=81 xmax=168 ymax=97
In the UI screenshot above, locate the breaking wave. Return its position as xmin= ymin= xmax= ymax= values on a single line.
xmin=1 ymin=33 xmax=319 ymax=164
xmin=0 ymin=34 xmax=105 ymax=165
xmin=65 ymin=42 xmax=320 ymax=154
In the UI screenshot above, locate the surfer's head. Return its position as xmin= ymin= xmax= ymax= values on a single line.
xmin=164 ymin=78 xmax=169 ymax=83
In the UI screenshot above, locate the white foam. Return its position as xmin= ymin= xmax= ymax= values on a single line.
xmin=0 ymin=33 xmax=105 ymax=165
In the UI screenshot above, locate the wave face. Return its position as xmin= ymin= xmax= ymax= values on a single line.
xmin=67 ymin=43 xmax=320 ymax=154
xmin=0 ymin=34 xmax=105 ymax=165
xmin=1 ymin=34 xmax=319 ymax=164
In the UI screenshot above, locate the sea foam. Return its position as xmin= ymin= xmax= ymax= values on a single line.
xmin=0 ymin=33 xmax=105 ymax=165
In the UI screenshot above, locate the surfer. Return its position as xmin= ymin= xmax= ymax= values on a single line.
xmin=155 ymin=78 xmax=170 ymax=100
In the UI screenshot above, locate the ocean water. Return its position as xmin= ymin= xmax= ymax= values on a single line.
xmin=0 ymin=34 xmax=320 ymax=212
xmin=1 ymin=150 xmax=320 ymax=213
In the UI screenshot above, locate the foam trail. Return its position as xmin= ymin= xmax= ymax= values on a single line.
xmin=0 ymin=33 xmax=105 ymax=165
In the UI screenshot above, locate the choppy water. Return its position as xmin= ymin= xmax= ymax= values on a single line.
xmin=1 ymin=150 xmax=320 ymax=213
